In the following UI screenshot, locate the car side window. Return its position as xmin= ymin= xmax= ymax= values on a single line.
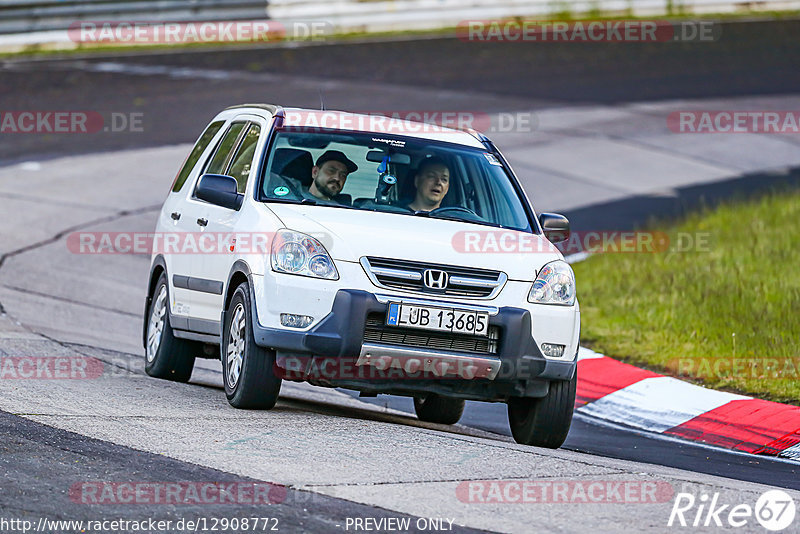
xmin=171 ymin=120 xmax=224 ymax=193
xmin=204 ymin=122 xmax=246 ymax=176
xmin=227 ymin=124 xmax=261 ymax=194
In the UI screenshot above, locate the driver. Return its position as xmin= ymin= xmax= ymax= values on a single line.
xmin=408 ymin=157 xmax=450 ymax=212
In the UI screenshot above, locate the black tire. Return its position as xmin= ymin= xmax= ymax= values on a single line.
xmin=221 ymin=283 xmax=282 ymax=409
xmin=507 ymin=373 xmax=577 ymax=448
xmin=413 ymin=394 xmax=465 ymax=425
xmin=144 ymin=274 xmax=198 ymax=382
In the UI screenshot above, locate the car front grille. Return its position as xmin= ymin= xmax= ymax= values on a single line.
xmin=363 ymin=313 xmax=500 ymax=355
xmin=361 ymin=257 xmax=507 ymax=299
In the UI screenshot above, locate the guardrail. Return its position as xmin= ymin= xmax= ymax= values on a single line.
xmin=1 ymin=0 xmax=798 ymax=49
xmin=0 ymin=0 xmax=268 ymax=34
xmin=268 ymin=0 xmax=799 ymax=34
xmin=4 ymin=0 xmax=797 ymax=35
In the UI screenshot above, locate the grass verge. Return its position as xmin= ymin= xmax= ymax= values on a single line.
xmin=572 ymin=187 xmax=800 ymax=404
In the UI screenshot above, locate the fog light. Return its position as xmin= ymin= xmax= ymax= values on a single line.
xmin=541 ymin=343 xmax=565 ymax=358
xmin=280 ymin=314 xmax=313 ymax=328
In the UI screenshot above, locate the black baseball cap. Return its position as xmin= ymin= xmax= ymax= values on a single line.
xmin=315 ymin=150 xmax=358 ymax=173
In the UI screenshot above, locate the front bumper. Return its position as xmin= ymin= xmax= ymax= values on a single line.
xmin=239 ymin=288 xmax=576 ymax=401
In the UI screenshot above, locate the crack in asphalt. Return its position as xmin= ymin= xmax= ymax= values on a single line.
xmin=0 ymin=203 xmax=161 ymax=271
xmin=0 ymin=203 xmax=160 ymax=367
xmin=0 ymin=190 xmax=116 ymax=212
xmin=25 ymin=330 xmax=138 ymax=376
xmin=0 ymin=284 xmax=140 ymax=318
xmin=63 ymin=341 xmax=141 ymax=360
xmin=300 ymin=471 xmax=629 ymax=488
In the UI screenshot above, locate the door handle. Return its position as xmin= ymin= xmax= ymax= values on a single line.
xmin=196 ymin=218 xmax=208 ymax=227
xmin=170 ymin=212 xmax=181 ymax=221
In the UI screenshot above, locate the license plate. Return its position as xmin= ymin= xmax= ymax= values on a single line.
xmin=386 ymin=303 xmax=489 ymax=337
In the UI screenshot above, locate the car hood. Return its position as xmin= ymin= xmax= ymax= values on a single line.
xmin=265 ymin=204 xmax=562 ymax=281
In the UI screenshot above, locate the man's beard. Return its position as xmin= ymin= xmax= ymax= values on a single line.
xmin=317 ymin=177 xmax=341 ymax=198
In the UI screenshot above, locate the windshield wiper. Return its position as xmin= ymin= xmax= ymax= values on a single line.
xmin=263 ymin=197 xmax=303 ymax=204
xmin=262 ymin=197 xmax=317 ymax=206
xmin=421 ymin=210 xmax=509 ymax=230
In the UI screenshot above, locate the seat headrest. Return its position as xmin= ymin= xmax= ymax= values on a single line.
xmin=271 ymin=148 xmax=313 ymax=186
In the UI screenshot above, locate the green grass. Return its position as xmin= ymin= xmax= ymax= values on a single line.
xmin=573 ymin=188 xmax=800 ymax=404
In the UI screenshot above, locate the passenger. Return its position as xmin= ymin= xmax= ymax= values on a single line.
xmin=307 ymin=150 xmax=358 ymax=202
xmin=408 ymin=157 xmax=450 ymax=212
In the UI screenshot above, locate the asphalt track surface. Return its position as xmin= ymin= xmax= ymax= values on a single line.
xmin=0 ymin=411 xmax=458 ymax=534
xmin=1 ymin=20 xmax=800 ymax=532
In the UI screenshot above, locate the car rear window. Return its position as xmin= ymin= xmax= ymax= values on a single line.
xmin=227 ymin=124 xmax=261 ymax=194
xmin=204 ymin=122 xmax=247 ymax=176
xmin=171 ymin=120 xmax=224 ymax=193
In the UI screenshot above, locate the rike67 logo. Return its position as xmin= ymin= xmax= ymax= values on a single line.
xmin=668 ymin=490 xmax=796 ymax=531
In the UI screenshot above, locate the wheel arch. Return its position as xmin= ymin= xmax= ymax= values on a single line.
xmin=143 ymin=255 xmax=168 ymax=348
xmin=221 ymin=260 xmax=257 ymax=367
xmin=147 ymin=255 xmax=168 ymax=299
xmin=224 ymin=260 xmax=253 ymax=312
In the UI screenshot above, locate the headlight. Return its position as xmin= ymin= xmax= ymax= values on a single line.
xmin=528 ymin=260 xmax=575 ymax=306
xmin=271 ymin=229 xmax=339 ymax=280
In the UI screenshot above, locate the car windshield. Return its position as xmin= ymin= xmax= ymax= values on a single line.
xmin=259 ymin=129 xmax=532 ymax=231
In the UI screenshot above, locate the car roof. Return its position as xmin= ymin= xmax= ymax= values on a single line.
xmin=224 ymin=104 xmax=488 ymax=149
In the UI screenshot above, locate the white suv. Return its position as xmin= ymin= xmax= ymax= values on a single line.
xmin=143 ymin=104 xmax=580 ymax=448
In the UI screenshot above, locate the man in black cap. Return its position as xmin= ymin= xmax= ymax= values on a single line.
xmin=308 ymin=150 xmax=358 ymax=202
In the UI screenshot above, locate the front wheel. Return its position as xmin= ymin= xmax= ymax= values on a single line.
xmin=144 ymin=274 xmax=199 ymax=382
xmin=507 ymin=373 xmax=576 ymax=448
xmin=413 ymin=394 xmax=465 ymax=425
xmin=221 ymin=283 xmax=282 ymax=409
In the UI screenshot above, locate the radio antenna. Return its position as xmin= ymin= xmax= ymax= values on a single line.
xmin=319 ymin=89 xmax=325 ymax=111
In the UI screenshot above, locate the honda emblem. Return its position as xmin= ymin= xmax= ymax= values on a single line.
xmin=423 ymin=269 xmax=449 ymax=290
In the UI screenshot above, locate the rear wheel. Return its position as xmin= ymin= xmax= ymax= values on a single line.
xmin=507 ymin=373 xmax=576 ymax=448
xmin=413 ymin=394 xmax=465 ymax=425
xmin=222 ymin=283 xmax=282 ymax=409
xmin=144 ymin=274 xmax=198 ymax=382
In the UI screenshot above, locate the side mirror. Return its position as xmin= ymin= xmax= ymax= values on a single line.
xmin=195 ymin=174 xmax=243 ymax=211
xmin=539 ymin=213 xmax=570 ymax=244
